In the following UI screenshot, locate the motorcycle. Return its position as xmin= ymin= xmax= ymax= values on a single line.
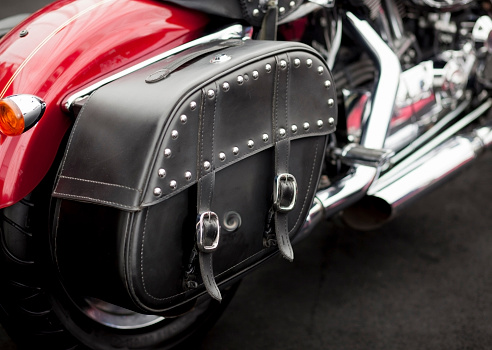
xmin=1 ymin=0 xmax=491 ymax=349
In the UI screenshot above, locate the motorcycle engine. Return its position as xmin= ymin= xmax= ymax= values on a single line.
xmin=406 ymin=0 xmax=474 ymax=11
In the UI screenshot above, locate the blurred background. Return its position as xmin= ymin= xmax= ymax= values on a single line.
xmin=1 ymin=1 xmax=492 ymax=349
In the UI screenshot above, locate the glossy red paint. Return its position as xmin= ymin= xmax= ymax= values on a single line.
xmin=0 ymin=0 xmax=209 ymax=208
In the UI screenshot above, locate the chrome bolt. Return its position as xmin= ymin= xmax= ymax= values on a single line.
xmin=19 ymin=30 xmax=28 ymax=37
xmin=170 ymin=180 xmax=177 ymax=190
xmin=317 ymin=120 xmax=323 ymax=128
xmin=328 ymin=117 xmax=335 ymax=126
xmin=219 ymin=152 xmax=226 ymax=161
xmin=303 ymin=122 xmax=310 ymax=131
xmin=171 ymin=130 xmax=178 ymax=140
xmin=262 ymin=133 xmax=269 ymax=142
xmin=279 ymin=128 xmax=286 ymax=137
xmin=222 ymin=82 xmax=230 ymax=92
xmin=266 ymin=64 xmax=272 ymax=73
xmin=185 ymin=171 xmax=192 ymax=181
xmin=164 ymin=148 xmax=172 ymax=158
xmin=190 ymin=101 xmax=197 ymax=110
xmin=279 ymin=7 xmax=285 ymax=14
xmin=247 ymin=140 xmax=254 ymax=149
xmin=306 ymin=59 xmax=313 ymax=67
xmin=204 ymin=161 xmax=211 ymax=171
xmin=294 ymin=58 xmax=301 ymax=68
xmin=317 ymin=66 xmax=324 ymax=75
xmin=237 ymin=75 xmax=244 ymax=85
xmin=252 ymin=70 xmax=259 ymax=80
xmin=158 ymin=169 xmax=166 ymax=178
xmin=291 ymin=124 xmax=298 ymax=133
xmin=153 ymin=187 xmax=162 ymax=196
xmin=253 ymin=9 xmax=260 ymax=17
xmin=207 ymin=89 xmax=215 ymax=99
xmin=180 ymin=114 xmax=187 ymax=124
xmin=327 ymin=98 xmax=335 ymax=107
xmin=290 ymin=0 xmax=296 ymax=7
xmin=280 ymin=60 xmax=287 ymax=69
xmin=324 ymin=80 xmax=332 ymax=89
xmin=233 ymin=146 xmax=239 ymax=155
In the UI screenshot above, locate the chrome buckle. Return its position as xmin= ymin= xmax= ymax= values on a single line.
xmin=274 ymin=173 xmax=298 ymax=212
xmin=196 ymin=211 xmax=220 ymax=252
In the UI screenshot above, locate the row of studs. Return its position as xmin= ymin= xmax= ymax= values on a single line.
xmin=250 ymin=0 xmax=297 ymax=17
xmin=153 ymin=57 xmax=335 ymax=196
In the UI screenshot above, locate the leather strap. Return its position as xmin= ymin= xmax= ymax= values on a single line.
xmin=196 ymin=83 xmax=222 ymax=301
xmin=272 ymin=54 xmax=295 ymax=262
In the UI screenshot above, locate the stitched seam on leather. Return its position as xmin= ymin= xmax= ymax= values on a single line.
xmin=197 ymin=91 xmax=206 ymax=208
xmin=291 ymin=140 xmax=320 ymax=233
xmin=56 ymin=93 xmax=92 ymax=186
xmin=209 ymin=83 xmax=217 ymax=208
xmin=139 ymin=209 xmax=152 ymax=299
xmin=58 ymin=175 xmax=142 ymax=193
xmin=52 ymin=192 xmax=136 ymax=210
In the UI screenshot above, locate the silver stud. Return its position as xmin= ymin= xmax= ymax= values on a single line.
xmin=324 ymin=80 xmax=332 ymax=89
xmin=185 ymin=171 xmax=192 ymax=181
xmin=306 ymin=58 xmax=313 ymax=67
xmin=153 ymin=187 xmax=162 ymax=196
xmin=279 ymin=128 xmax=286 ymax=137
xmin=219 ymin=152 xmax=226 ymax=161
xmin=158 ymin=168 xmax=166 ymax=178
xmin=317 ymin=66 xmax=324 ymax=75
xmin=265 ymin=64 xmax=272 ymax=73
xmin=207 ymin=89 xmax=215 ymax=99
xmin=280 ymin=60 xmax=287 ymax=69
xmin=164 ymin=148 xmax=172 ymax=158
xmin=303 ymin=122 xmax=310 ymax=131
xmin=294 ymin=58 xmax=301 ymax=68
xmin=171 ymin=130 xmax=179 ymax=140
xmin=290 ymin=0 xmax=296 ymax=7
xmin=170 ymin=180 xmax=177 ymax=190
xmin=291 ymin=124 xmax=298 ymax=133
xmin=233 ymin=147 xmax=239 ymax=155
xmin=317 ymin=120 xmax=324 ymax=128
xmin=247 ymin=140 xmax=254 ymax=149
xmin=222 ymin=82 xmax=230 ymax=92
xmin=253 ymin=9 xmax=260 ymax=17
xmin=262 ymin=133 xmax=269 ymax=142
xmin=252 ymin=70 xmax=259 ymax=80
xmin=328 ymin=117 xmax=335 ymax=126
xmin=328 ymin=98 xmax=335 ymax=107
xmin=237 ymin=75 xmax=244 ymax=85
xmin=204 ymin=161 xmax=211 ymax=171
xmin=190 ymin=101 xmax=197 ymax=110
xmin=180 ymin=114 xmax=187 ymax=124
xmin=279 ymin=7 xmax=285 ymax=14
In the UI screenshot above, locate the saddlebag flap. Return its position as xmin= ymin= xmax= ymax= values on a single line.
xmin=52 ymin=39 xmax=337 ymax=313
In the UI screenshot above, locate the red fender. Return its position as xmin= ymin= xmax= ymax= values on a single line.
xmin=0 ymin=0 xmax=209 ymax=208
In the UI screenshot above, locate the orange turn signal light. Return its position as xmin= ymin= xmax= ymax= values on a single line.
xmin=0 ymin=95 xmax=46 ymax=137
xmin=0 ymin=98 xmax=25 ymax=136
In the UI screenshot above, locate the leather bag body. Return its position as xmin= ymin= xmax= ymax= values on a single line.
xmin=52 ymin=39 xmax=337 ymax=313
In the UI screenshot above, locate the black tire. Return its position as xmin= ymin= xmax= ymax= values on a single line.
xmin=0 ymin=176 xmax=238 ymax=349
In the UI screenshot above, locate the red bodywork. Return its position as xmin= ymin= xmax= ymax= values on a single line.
xmin=0 ymin=0 xmax=209 ymax=208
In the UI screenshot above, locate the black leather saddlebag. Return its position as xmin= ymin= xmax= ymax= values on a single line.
xmin=52 ymin=39 xmax=337 ymax=314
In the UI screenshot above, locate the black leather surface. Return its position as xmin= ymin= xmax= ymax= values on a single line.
xmin=53 ymin=39 xmax=338 ymax=313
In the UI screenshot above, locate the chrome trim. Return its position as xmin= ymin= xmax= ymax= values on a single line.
xmin=63 ymin=24 xmax=245 ymax=111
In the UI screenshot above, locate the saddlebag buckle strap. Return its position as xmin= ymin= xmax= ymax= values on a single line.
xmin=196 ymin=211 xmax=221 ymax=252
xmin=274 ymin=173 xmax=298 ymax=212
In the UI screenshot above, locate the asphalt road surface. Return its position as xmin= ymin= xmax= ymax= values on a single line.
xmin=1 ymin=1 xmax=492 ymax=349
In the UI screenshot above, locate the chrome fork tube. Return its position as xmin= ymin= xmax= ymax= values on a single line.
xmin=297 ymin=12 xmax=401 ymax=240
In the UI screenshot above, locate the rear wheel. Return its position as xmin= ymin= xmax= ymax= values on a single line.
xmin=0 ymin=182 xmax=237 ymax=349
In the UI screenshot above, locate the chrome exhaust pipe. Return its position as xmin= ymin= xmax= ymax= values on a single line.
xmin=340 ymin=99 xmax=492 ymax=230
xmin=295 ymin=12 xmax=401 ymax=241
